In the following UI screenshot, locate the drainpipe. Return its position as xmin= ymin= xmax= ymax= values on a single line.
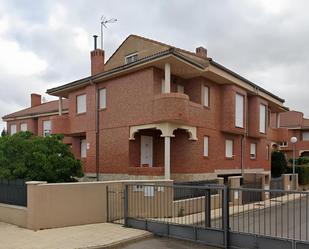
xmin=91 ymin=80 xmax=100 ymax=181
xmin=241 ymin=135 xmax=244 ymax=177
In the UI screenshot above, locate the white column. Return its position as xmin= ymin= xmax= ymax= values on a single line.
xmin=164 ymin=63 xmax=171 ymax=93
xmin=164 ymin=136 xmax=171 ymax=179
xmin=58 ymin=97 xmax=63 ymax=116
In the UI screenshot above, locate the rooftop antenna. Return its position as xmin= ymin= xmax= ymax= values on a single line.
xmin=100 ymin=15 xmax=117 ymax=50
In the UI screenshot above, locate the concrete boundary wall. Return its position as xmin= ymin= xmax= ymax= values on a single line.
xmin=0 ymin=180 xmax=172 ymax=230
xmin=0 ymin=203 xmax=27 ymax=227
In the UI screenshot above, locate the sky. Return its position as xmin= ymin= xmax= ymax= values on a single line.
xmin=1 ymin=0 xmax=309 ymax=130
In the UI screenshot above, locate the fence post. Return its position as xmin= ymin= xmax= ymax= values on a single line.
xmin=124 ymin=184 xmax=129 ymax=227
xmin=222 ymin=185 xmax=230 ymax=249
xmin=204 ymin=189 xmax=211 ymax=227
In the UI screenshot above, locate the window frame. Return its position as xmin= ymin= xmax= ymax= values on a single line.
xmin=177 ymin=84 xmax=185 ymax=94
xmin=259 ymin=104 xmax=267 ymax=134
xmin=203 ymin=136 xmax=209 ymax=157
xmin=302 ymin=132 xmax=309 ymax=141
xmin=20 ymin=123 xmax=27 ymax=132
xmin=43 ymin=120 xmax=51 ymax=137
xmin=225 ymin=139 xmax=234 ymax=159
xmin=10 ymin=124 xmax=17 ymax=135
xmin=99 ymin=88 xmax=107 ymax=109
xmin=76 ymin=94 xmax=87 ymax=114
xmin=125 ymin=52 xmax=138 ymax=64
xmin=235 ymin=93 xmax=244 ymax=128
xmin=80 ymin=139 xmax=87 ymax=158
xmin=250 ymin=143 xmax=257 ymax=160
xmin=203 ymin=85 xmax=210 ymax=107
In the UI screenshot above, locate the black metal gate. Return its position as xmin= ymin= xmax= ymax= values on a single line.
xmin=106 ymin=185 xmax=124 ymax=224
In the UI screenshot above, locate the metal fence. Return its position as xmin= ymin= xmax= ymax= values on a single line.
xmin=122 ymin=183 xmax=309 ymax=249
xmin=0 ymin=179 xmax=27 ymax=207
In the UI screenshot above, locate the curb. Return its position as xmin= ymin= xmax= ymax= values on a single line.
xmin=78 ymin=232 xmax=153 ymax=249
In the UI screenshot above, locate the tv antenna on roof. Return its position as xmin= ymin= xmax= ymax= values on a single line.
xmin=100 ymin=15 xmax=117 ymax=50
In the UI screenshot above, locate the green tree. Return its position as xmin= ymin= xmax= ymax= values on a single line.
xmin=1 ymin=128 xmax=7 ymax=137
xmin=271 ymin=151 xmax=288 ymax=177
xmin=0 ymin=132 xmax=83 ymax=182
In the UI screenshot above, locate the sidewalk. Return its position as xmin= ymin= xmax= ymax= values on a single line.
xmin=0 ymin=222 xmax=151 ymax=249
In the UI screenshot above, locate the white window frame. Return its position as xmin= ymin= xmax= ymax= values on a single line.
xmin=43 ymin=120 xmax=51 ymax=137
xmin=125 ymin=53 xmax=138 ymax=64
xmin=279 ymin=141 xmax=288 ymax=147
xmin=177 ymin=84 xmax=185 ymax=94
xmin=250 ymin=143 xmax=257 ymax=160
xmin=10 ymin=124 xmax=17 ymax=135
xmin=99 ymin=88 xmax=106 ymax=109
xmin=203 ymin=85 xmax=209 ymax=107
xmin=259 ymin=104 xmax=266 ymax=133
xmin=235 ymin=93 xmax=244 ymax=128
xmin=20 ymin=123 xmax=27 ymax=132
xmin=80 ymin=139 xmax=87 ymax=158
xmin=203 ymin=136 xmax=209 ymax=157
xmin=302 ymin=132 xmax=309 ymax=141
xmin=77 ymin=94 xmax=86 ymax=114
xmin=225 ymin=139 xmax=233 ymax=158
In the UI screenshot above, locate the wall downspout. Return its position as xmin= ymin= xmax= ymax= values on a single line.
xmin=92 ymin=81 xmax=100 ymax=181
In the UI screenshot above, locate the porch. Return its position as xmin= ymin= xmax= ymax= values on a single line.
xmin=129 ymin=122 xmax=197 ymax=179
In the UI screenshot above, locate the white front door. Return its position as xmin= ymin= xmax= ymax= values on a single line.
xmin=140 ymin=135 xmax=153 ymax=167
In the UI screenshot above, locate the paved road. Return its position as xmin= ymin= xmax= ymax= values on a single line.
xmin=121 ymin=236 xmax=219 ymax=249
xmin=227 ymin=195 xmax=309 ymax=241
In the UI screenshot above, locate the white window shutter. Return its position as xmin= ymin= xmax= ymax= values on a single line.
xmin=203 ymin=136 xmax=209 ymax=157
xmin=259 ymin=104 xmax=266 ymax=133
xmin=235 ymin=94 xmax=244 ymax=128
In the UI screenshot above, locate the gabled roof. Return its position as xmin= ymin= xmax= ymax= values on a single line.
xmin=46 ymin=34 xmax=286 ymax=105
xmin=2 ymin=99 xmax=69 ymax=121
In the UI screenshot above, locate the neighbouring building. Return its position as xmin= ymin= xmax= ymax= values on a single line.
xmin=3 ymin=34 xmax=290 ymax=181
xmin=276 ymin=111 xmax=309 ymax=159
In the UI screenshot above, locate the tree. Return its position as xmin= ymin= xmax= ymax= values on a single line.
xmin=0 ymin=132 xmax=83 ymax=182
xmin=1 ymin=128 xmax=7 ymax=137
xmin=271 ymin=151 xmax=288 ymax=177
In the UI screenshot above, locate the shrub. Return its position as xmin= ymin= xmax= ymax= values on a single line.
xmin=288 ymin=156 xmax=309 ymax=166
xmin=271 ymin=151 xmax=288 ymax=177
xmin=0 ymin=132 xmax=83 ymax=182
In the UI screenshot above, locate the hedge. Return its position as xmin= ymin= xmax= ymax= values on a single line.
xmin=287 ymin=165 xmax=309 ymax=185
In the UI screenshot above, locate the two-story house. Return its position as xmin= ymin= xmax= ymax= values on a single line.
xmin=275 ymin=111 xmax=309 ymax=158
xmin=3 ymin=34 xmax=288 ymax=181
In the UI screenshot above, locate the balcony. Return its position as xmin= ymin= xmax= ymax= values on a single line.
xmin=128 ymin=166 xmax=164 ymax=176
xmin=153 ymin=93 xmax=189 ymax=123
xmin=50 ymin=115 xmax=70 ymax=135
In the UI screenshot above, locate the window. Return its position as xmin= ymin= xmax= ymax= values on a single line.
xmin=77 ymin=94 xmax=86 ymax=114
xmin=225 ymin=139 xmax=233 ymax=158
xmin=203 ymin=86 xmax=209 ymax=107
xmin=80 ymin=139 xmax=87 ymax=158
xmin=203 ymin=136 xmax=209 ymax=157
xmin=20 ymin=123 xmax=27 ymax=132
xmin=99 ymin=89 xmax=106 ymax=109
xmin=303 ymin=132 xmax=309 ymax=141
xmin=125 ymin=53 xmax=138 ymax=64
xmin=10 ymin=124 xmax=16 ymax=135
xmin=250 ymin=143 xmax=257 ymax=159
xmin=43 ymin=120 xmax=51 ymax=137
xmin=177 ymin=84 xmax=184 ymax=94
xmin=235 ymin=93 xmax=244 ymax=128
xmin=279 ymin=141 xmax=288 ymax=147
xmin=259 ymin=104 xmax=266 ymax=133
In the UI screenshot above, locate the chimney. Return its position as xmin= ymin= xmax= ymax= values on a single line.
xmin=90 ymin=35 xmax=105 ymax=75
xmin=31 ymin=93 xmax=41 ymax=107
xmin=195 ymin=46 xmax=207 ymax=59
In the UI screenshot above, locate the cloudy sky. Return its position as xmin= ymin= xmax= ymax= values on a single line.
xmin=1 ymin=0 xmax=309 ymax=130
